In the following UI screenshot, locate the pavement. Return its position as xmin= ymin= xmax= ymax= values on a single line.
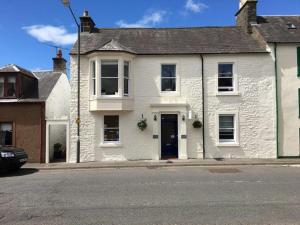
xmin=23 ymin=158 xmax=300 ymax=170
xmin=1 ymin=165 xmax=300 ymax=225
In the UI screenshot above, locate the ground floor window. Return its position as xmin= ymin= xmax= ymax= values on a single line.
xmin=0 ymin=122 xmax=13 ymax=146
xmin=104 ymin=116 xmax=119 ymax=142
xmin=219 ymin=115 xmax=235 ymax=143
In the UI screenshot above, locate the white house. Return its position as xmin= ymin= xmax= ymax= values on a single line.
xmin=69 ymin=0 xmax=299 ymax=162
xmin=34 ymin=50 xmax=71 ymax=163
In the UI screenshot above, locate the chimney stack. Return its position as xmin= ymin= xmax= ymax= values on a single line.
xmin=52 ymin=49 xmax=67 ymax=74
xmin=80 ymin=10 xmax=95 ymax=33
xmin=235 ymin=0 xmax=258 ymax=33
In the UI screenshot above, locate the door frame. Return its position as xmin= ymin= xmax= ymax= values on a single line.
xmin=45 ymin=119 xmax=69 ymax=163
xmin=159 ymin=112 xmax=180 ymax=160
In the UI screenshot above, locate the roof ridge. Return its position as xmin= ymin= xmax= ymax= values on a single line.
xmin=259 ymin=15 xmax=300 ymax=17
xmin=95 ymin=26 xmax=240 ymax=31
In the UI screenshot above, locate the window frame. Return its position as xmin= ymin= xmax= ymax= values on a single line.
xmin=0 ymin=121 xmax=14 ymax=147
xmin=0 ymin=75 xmax=18 ymax=99
xmin=161 ymin=64 xmax=177 ymax=93
xmin=216 ymin=112 xmax=239 ymax=146
xmin=90 ymin=60 xmax=97 ymax=96
xmin=100 ymin=60 xmax=119 ymax=96
xmin=103 ymin=115 xmax=120 ymax=144
xmin=216 ymin=62 xmax=239 ymax=95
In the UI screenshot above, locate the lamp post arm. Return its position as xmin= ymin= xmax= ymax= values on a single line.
xmin=68 ymin=6 xmax=80 ymax=28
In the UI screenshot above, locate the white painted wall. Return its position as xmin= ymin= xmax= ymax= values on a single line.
xmin=45 ymin=74 xmax=70 ymax=120
xmin=276 ymin=43 xmax=300 ymax=157
xmin=70 ymin=55 xmax=203 ymax=162
xmin=45 ymin=74 xmax=70 ymax=162
xmin=204 ymin=54 xmax=276 ymax=158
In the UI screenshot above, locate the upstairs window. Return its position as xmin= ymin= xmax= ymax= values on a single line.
xmin=0 ymin=77 xmax=4 ymax=97
xmin=218 ymin=64 xmax=233 ymax=92
xmin=219 ymin=115 xmax=235 ymax=143
xmin=0 ymin=122 xmax=13 ymax=146
xmin=104 ymin=116 xmax=119 ymax=142
xmin=0 ymin=76 xmax=17 ymax=98
xmin=101 ymin=60 xmax=118 ymax=95
xmin=124 ymin=61 xmax=129 ymax=96
xmin=161 ymin=64 xmax=176 ymax=92
xmin=91 ymin=61 xmax=96 ymax=95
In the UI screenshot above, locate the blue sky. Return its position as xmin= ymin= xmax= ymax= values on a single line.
xmin=0 ymin=0 xmax=299 ymax=74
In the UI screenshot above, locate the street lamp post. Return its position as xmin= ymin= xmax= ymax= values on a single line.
xmin=61 ymin=0 xmax=80 ymax=163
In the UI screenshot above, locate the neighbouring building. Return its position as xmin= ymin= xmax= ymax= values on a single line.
xmin=0 ymin=50 xmax=70 ymax=163
xmin=69 ymin=0 xmax=299 ymax=162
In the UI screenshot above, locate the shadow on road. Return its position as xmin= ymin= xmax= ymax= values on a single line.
xmin=0 ymin=168 xmax=39 ymax=177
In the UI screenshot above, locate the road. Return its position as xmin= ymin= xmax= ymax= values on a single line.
xmin=1 ymin=165 xmax=300 ymax=225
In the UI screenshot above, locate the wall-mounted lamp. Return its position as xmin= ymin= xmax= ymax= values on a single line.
xmin=154 ymin=115 xmax=157 ymax=121
xmin=182 ymin=115 xmax=185 ymax=121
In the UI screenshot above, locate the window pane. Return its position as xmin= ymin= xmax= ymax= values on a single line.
xmin=0 ymin=123 xmax=13 ymax=146
xmin=0 ymin=78 xmax=4 ymax=97
xmin=219 ymin=129 xmax=234 ymax=140
xmin=104 ymin=116 xmax=119 ymax=142
xmin=101 ymin=78 xmax=118 ymax=95
xmin=219 ymin=115 xmax=235 ymax=142
xmin=219 ymin=115 xmax=234 ymax=128
xmin=124 ymin=78 xmax=129 ymax=95
xmin=219 ymin=64 xmax=233 ymax=75
xmin=7 ymin=77 xmax=16 ymax=97
xmin=162 ymin=78 xmax=176 ymax=91
xmin=104 ymin=129 xmax=119 ymax=142
xmin=104 ymin=116 xmax=119 ymax=128
xmin=91 ymin=61 xmax=96 ymax=78
xmin=101 ymin=60 xmax=118 ymax=78
xmin=162 ymin=65 xmax=176 ymax=78
xmin=124 ymin=61 xmax=129 ymax=78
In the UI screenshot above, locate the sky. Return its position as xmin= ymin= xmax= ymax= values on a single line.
xmin=0 ymin=0 xmax=299 ymax=75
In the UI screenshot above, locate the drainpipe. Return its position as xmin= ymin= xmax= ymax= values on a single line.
xmin=274 ymin=43 xmax=279 ymax=158
xmin=200 ymin=54 xmax=206 ymax=159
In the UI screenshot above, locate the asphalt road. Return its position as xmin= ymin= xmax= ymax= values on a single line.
xmin=1 ymin=165 xmax=300 ymax=225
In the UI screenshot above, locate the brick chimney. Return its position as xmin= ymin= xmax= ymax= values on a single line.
xmin=236 ymin=0 xmax=258 ymax=33
xmin=80 ymin=10 xmax=95 ymax=33
xmin=52 ymin=49 xmax=67 ymax=74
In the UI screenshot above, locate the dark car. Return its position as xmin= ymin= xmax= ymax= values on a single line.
xmin=0 ymin=147 xmax=28 ymax=172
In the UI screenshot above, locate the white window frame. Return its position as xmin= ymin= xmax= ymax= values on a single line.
xmin=216 ymin=112 xmax=239 ymax=146
xmin=102 ymin=115 xmax=120 ymax=144
xmin=216 ymin=62 xmax=239 ymax=96
xmin=123 ymin=61 xmax=130 ymax=96
xmin=90 ymin=60 xmax=97 ymax=96
xmin=100 ymin=60 xmax=119 ymax=96
xmin=160 ymin=63 xmax=180 ymax=96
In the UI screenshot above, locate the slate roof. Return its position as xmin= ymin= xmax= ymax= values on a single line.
xmin=33 ymin=71 xmax=62 ymax=100
xmin=255 ymin=16 xmax=300 ymax=43
xmin=70 ymin=26 xmax=267 ymax=55
xmin=0 ymin=64 xmax=36 ymax=78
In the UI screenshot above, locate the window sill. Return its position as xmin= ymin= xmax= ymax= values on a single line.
xmin=90 ymin=96 xmax=133 ymax=100
xmin=160 ymin=91 xmax=180 ymax=97
xmin=216 ymin=92 xmax=240 ymax=96
xmin=100 ymin=142 xmax=123 ymax=148
xmin=216 ymin=142 xmax=240 ymax=147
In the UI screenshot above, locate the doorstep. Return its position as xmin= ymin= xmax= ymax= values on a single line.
xmin=23 ymin=158 xmax=300 ymax=170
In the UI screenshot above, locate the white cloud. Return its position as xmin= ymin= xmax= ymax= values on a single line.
xmin=23 ymin=25 xmax=76 ymax=46
xmin=185 ymin=0 xmax=208 ymax=13
xmin=116 ymin=10 xmax=167 ymax=28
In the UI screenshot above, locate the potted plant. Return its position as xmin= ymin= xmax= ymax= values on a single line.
xmin=192 ymin=115 xmax=202 ymax=128
xmin=53 ymin=143 xmax=63 ymax=159
xmin=137 ymin=115 xmax=147 ymax=131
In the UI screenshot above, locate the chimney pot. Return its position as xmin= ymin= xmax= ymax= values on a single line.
xmin=83 ymin=10 xmax=89 ymax=17
xmin=52 ymin=49 xmax=67 ymax=74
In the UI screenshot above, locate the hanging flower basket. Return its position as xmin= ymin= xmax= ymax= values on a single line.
xmin=137 ymin=118 xmax=147 ymax=131
xmin=192 ymin=120 xmax=202 ymax=128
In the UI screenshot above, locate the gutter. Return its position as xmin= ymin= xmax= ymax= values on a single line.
xmin=274 ymin=43 xmax=279 ymax=158
xmin=200 ymin=54 xmax=206 ymax=159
